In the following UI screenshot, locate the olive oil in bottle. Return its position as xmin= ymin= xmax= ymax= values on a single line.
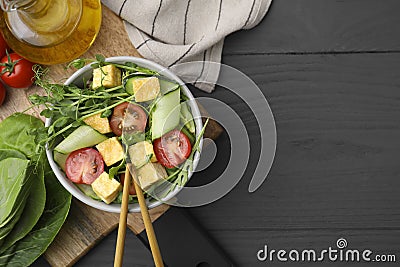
xmin=0 ymin=0 xmax=101 ymax=64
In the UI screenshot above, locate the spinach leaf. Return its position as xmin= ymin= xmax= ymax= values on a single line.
xmin=0 ymin=150 xmax=26 ymax=161
xmin=0 ymin=159 xmax=33 ymax=248
xmin=0 ymin=114 xmax=71 ymax=266
xmin=0 ymin=162 xmax=46 ymax=253
xmin=0 ymin=160 xmax=71 ymax=267
xmin=0 ymin=158 xmax=30 ymax=225
xmin=0 ymin=113 xmax=44 ymax=159
xmin=0 ymin=203 xmax=25 ymax=249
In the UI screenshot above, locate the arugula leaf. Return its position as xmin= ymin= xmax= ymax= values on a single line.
xmin=112 ymin=192 xmax=134 ymax=204
xmin=109 ymin=159 xmax=125 ymax=179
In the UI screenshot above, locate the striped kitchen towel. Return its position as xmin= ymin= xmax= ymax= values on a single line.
xmin=102 ymin=0 xmax=272 ymax=92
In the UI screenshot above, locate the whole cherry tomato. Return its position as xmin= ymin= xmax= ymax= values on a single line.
xmin=0 ymin=52 xmax=35 ymax=88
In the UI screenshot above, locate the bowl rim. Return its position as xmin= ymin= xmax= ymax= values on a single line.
xmin=45 ymin=56 xmax=203 ymax=213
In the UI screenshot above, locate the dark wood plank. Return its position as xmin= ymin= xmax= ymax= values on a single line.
xmin=32 ymin=230 xmax=154 ymax=267
xmin=74 ymin=230 xmax=154 ymax=267
xmin=189 ymin=53 xmax=400 ymax=230
xmin=224 ymin=0 xmax=400 ymax=54
xmin=210 ymin=229 xmax=400 ymax=266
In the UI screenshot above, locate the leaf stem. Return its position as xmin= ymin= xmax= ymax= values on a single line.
xmin=80 ymin=95 xmax=135 ymax=120
xmin=48 ymin=124 xmax=73 ymax=142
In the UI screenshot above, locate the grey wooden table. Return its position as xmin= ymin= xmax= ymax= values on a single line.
xmin=34 ymin=0 xmax=400 ymax=266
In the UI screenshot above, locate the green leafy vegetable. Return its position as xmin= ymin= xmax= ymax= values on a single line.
xmin=0 ymin=114 xmax=71 ymax=266
xmin=0 ymin=160 xmax=71 ymax=267
xmin=0 ymin=114 xmax=45 ymax=159
xmin=112 ymin=192 xmax=136 ymax=204
xmin=0 ymin=158 xmax=30 ymax=226
xmin=109 ymin=159 xmax=126 ymax=179
xmin=0 ymin=162 xmax=46 ymax=253
xmin=0 ymin=159 xmax=33 ymax=249
xmin=0 ymin=149 xmax=26 ymax=161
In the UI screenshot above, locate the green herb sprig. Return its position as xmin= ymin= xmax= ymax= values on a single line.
xmin=68 ymin=54 xmax=158 ymax=76
xmin=27 ymin=63 xmax=135 ymax=150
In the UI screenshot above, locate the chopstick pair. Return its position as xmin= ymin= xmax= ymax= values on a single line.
xmin=114 ymin=165 xmax=164 ymax=267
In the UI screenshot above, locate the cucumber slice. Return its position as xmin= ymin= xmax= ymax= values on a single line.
xmin=180 ymin=102 xmax=195 ymax=133
xmin=151 ymin=89 xmax=181 ymax=140
xmin=76 ymin=184 xmax=101 ymax=201
xmin=54 ymin=125 xmax=107 ymax=154
xmin=159 ymin=79 xmax=179 ymax=95
xmin=53 ymin=151 xmax=69 ymax=171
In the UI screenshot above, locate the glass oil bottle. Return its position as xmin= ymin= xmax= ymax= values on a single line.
xmin=0 ymin=0 xmax=101 ymax=64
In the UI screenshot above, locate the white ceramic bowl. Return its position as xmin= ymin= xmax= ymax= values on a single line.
xmin=45 ymin=56 xmax=203 ymax=213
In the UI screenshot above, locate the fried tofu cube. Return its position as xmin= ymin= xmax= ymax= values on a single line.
xmin=91 ymin=172 xmax=122 ymax=204
xmin=136 ymin=162 xmax=167 ymax=190
xmin=130 ymin=77 xmax=160 ymax=102
xmin=96 ymin=137 xmax=124 ymax=166
xmin=83 ymin=112 xmax=112 ymax=134
xmin=128 ymin=141 xmax=157 ymax=167
xmin=92 ymin=65 xmax=122 ymax=89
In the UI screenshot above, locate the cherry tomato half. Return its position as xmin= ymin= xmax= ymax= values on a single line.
xmin=65 ymin=148 xmax=104 ymax=184
xmin=153 ymin=129 xmax=192 ymax=168
xmin=0 ymin=82 xmax=5 ymax=106
xmin=120 ymin=173 xmax=137 ymax=195
xmin=110 ymin=102 xmax=147 ymax=136
xmin=0 ymin=34 xmax=9 ymax=59
xmin=0 ymin=52 xmax=35 ymax=88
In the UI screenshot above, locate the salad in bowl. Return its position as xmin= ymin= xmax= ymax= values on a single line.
xmin=30 ymin=56 xmax=205 ymax=212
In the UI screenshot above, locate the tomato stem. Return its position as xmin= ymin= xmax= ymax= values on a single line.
xmin=0 ymin=50 xmax=22 ymax=76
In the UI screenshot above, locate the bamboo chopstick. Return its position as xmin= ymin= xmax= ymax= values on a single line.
xmin=133 ymin=173 xmax=165 ymax=267
xmin=114 ymin=166 xmax=131 ymax=267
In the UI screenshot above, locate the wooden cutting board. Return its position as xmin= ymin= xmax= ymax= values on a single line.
xmin=0 ymin=5 xmax=222 ymax=267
